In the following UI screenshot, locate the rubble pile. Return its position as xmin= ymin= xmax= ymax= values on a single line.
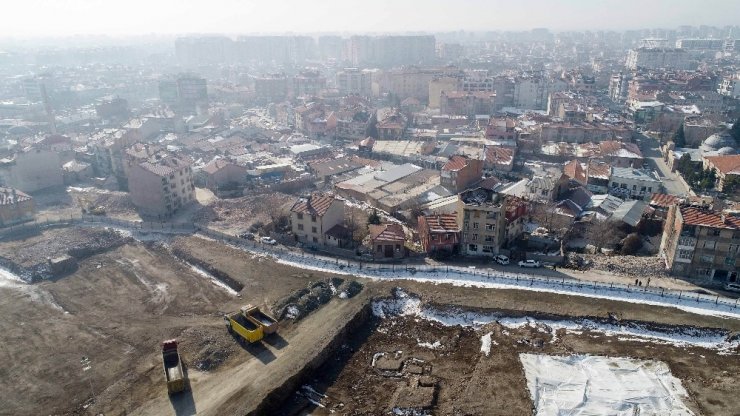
xmin=567 ymin=253 xmax=670 ymax=278
xmin=177 ymin=326 xmax=238 ymax=372
xmin=193 ymin=193 xmax=294 ymax=232
xmin=69 ymin=188 xmax=137 ymax=216
xmin=0 ymin=227 xmax=132 ymax=282
xmin=275 ymin=276 xmax=363 ymax=320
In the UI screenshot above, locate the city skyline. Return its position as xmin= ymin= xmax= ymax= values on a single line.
xmin=2 ymin=0 xmax=740 ymax=38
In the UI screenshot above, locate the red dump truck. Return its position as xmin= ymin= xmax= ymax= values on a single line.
xmin=162 ymin=339 xmax=186 ymax=394
xmin=241 ymin=304 xmax=279 ymax=335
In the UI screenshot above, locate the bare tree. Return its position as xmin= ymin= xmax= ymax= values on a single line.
xmin=584 ymin=219 xmax=625 ymax=250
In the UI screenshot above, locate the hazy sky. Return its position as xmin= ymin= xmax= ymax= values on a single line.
xmin=3 ymin=0 xmax=739 ymax=37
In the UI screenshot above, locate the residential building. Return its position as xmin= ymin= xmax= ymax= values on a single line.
xmin=457 ymin=187 xmax=506 ymax=256
xmin=128 ymin=154 xmax=194 ymax=218
xmin=659 ymin=205 xmax=739 ymax=283
xmin=336 ymin=68 xmax=373 ymax=97
xmin=703 ymin=155 xmax=740 ymax=192
xmin=484 ymin=146 xmax=515 ymax=172
xmin=504 ymin=196 xmax=528 ymax=246
xmin=290 ymin=194 xmax=345 ymax=246
xmin=625 ymin=47 xmax=693 ymax=70
xmin=254 ymin=74 xmax=289 ymax=103
xmin=0 ymin=187 xmax=35 ymax=227
xmin=0 ymin=137 xmax=67 ymax=192
xmin=441 ymin=155 xmax=483 ymax=193
xmin=429 ymin=76 xmax=461 ymax=109
xmin=440 ymin=91 xmax=496 ymax=117
xmin=369 ymin=223 xmax=407 ymax=259
xmin=718 ymin=73 xmax=740 ymax=99
xmin=609 ymin=167 xmax=662 ymax=200
xmin=417 ymin=213 xmax=460 ymax=255
xmin=292 ymin=70 xmax=327 ymax=98
xmin=201 ymin=159 xmax=248 ymax=195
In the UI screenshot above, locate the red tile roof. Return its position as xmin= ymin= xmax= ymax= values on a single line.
xmin=369 ymin=223 xmax=406 ymax=242
xmin=442 ymin=155 xmax=469 ymax=172
xmin=485 ymin=147 xmax=514 ymax=165
xmin=290 ymin=194 xmax=338 ymax=217
xmin=704 ymin=155 xmax=740 ymax=175
xmin=650 ymin=193 xmax=679 ymax=208
xmin=202 ymin=159 xmax=232 ymax=175
xmin=421 ymin=214 xmax=459 ymax=233
xmin=680 ymin=206 xmax=740 ymax=229
xmin=563 ymin=159 xmax=587 ymax=184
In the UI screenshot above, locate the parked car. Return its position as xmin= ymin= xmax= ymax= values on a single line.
xmin=238 ymin=232 xmax=255 ymax=240
xmin=494 ymin=255 xmax=510 ymax=265
xmin=518 ymin=260 xmax=540 ymax=268
xmin=260 ymin=237 xmax=277 ymax=245
xmin=724 ymin=283 xmax=740 ymax=293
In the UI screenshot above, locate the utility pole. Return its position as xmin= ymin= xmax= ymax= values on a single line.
xmin=81 ymin=356 xmax=95 ymax=406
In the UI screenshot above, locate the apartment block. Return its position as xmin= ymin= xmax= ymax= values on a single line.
xmin=660 ymin=205 xmax=740 ymax=283
xmin=128 ymin=154 xmax=195 ymax=218
xmin=441 ymin=155 xmax=483 ymax=193
xmin=457 ymin=187 xmax=506 ymax=256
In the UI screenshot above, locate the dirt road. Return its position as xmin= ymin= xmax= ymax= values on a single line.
xmin=130 ymin=292 xmax=370 ymax=416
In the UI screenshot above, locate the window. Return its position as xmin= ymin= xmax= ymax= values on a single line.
xmin=640 ymin=186 xmax=646 ymax=192
xmin=377 ymin=245 xmax=382 ymax=252
xmin=312 ymin=226 xmax=317 ymax=233
xmin=703 ymin=240 xmax=716 ymax=250
xmin=474 ymin=211 xmax=480 ymax=218
xmin=733 ymin=233 xmax=740 ymax=240
xmin=311 ymin=215 xmax=317 ymax=222
xmin=395 ymin=244 xmax=401 ymax=251
xmin=297 ymin=224 xmax=304 ymax=231
xmin=297 ymin=213 xmax=303 ymax=220
xmin=482 ymin=245 xmax=493 ymax=253
xmin=700 ymin=255 xmax=713 ymax=264
xmin=726 ymin=257 xmax=736 ymax=266
xmin=473 ymin=222 xmax=479 ymax=229
xmin=647 ymin=187 xmax=652 ymax=192
xmin=444 ymin=234 xmax=450 ymax=241
xmin=468 ymin=244 xmax=478 ymax=251
xmin=472 ymin=234 xmax=478 ymax=241
xmin=678 ymin=237 xmax=694 ymax=246
xmin=484 ymin=235 xmax=494 ymax=242
xmin=620 ymin=183 xmax=627 ymax=189
xmin=712 ymin=229 xmax=721 ymax=237
xmin=678 ymin=249 xmax=693 ymax=260
xmin=632 ymin=185 xmax=637 ymax=190
xmin=312 ymin=237 xmax=318 ymax=243
xmin=486 ymin=223 xmax=494 ymax=230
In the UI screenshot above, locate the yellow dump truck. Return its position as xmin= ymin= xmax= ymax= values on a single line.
xmin=241 ymin=304 xmax=279 ymax=335
xmin=224 ymin=310 xmax=264 ymax=343
xmin=162 ymin=339 xmax=186 ymax=394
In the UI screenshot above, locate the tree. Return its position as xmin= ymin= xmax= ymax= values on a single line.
xmin=723 ymin=175 xmax=740 ymax=194
xmin=367 ymin=209 xmax=381 ymax=225
xmin=731 ymin=117 xmax=740 ymax=147
xmin=584 ymin=220 xmax=625 ymax=250
xmin=673 ymin=123 xmax=686 ymax=147
xmin=621 ymin=233 xmax=643 ymax=255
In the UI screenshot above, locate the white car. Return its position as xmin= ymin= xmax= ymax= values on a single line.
xmin=724 ymin=283 xmax=740 ymax=293
xmin=518 ymin=260 xmax=541 ymax=268
xmin=260 ymin=237 xmax=277 ymax=245
xmin=494 ymin=255 xmax=510 ymax=265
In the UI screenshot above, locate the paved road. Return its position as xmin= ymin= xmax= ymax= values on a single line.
xmin=636 ymin=133 xmax=691 ymax=196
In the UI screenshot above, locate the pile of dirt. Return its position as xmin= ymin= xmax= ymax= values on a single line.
xmin=566 ymin=252 xmax=670 ymax=278
xmin=69 ymin=187 xmax=138 ymax=217
xmin=0 ymin=227 xmax=132 ymax=282
xmin=177 ymin=326 xmax=238 ymax=372
xmin=192 ymin=193 xmax=295 ymax=232
xmin=274 ymin=277 xmax=363 ymax=321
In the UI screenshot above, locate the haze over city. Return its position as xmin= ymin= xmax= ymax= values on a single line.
xmin=3 ymin=0 xmax=740 ymax=37
xmin=0 ymin=1 xmax=739 ymax=415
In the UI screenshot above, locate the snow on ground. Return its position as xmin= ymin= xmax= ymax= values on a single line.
xmin=417 ymin=340 xmax=442 ymax=349
xmin=520 ymin=354 xmax=694 ymax=415
xmin=186 ymin=263 xmax=239 ymax=296
xmin=222 ymin=239 xmax=740 ymax=320
xmin=480 ymin=332 xmax=493 ymax=356
xmin=372 ymin=289 xmax=740 ymax=353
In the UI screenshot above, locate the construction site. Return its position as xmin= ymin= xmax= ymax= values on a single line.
xmin=0 ymin=224 xmax=738 ymax=416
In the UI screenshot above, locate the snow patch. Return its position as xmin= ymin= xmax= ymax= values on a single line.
xmin=417 ymin=340 xmax=442 ymax=349
xmin=480 ymin=332 xmax=493 ymax=356
xmin=520 ymin=354 xmax=694 ymax=415
xmin=187 ymin=263 xmax=238 ymax=296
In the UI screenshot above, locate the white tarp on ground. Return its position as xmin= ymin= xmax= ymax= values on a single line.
xmin=520 ymin=354 xmax=694 ymax=416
